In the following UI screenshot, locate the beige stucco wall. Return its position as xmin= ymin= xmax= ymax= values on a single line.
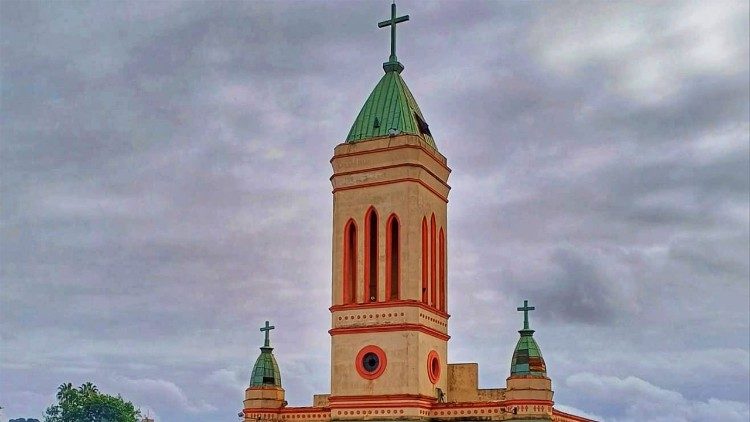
xmin=329 ymin=330 xmax=448 ymax=399
xmin=244 ymin=386 xmax=286 ymax=408
xmin=446 ymin=363 xmax=479 ymax=402
xmin=329 ymin=134 xmax=450 ymax=402
xmin=330 ymin=134 xmax=450 ymax=306
xmin=446 ymin=363 xmax=507 ymax=403
xmin=505 ymin=376 xmax=553 ymax=402
xmin=313 ymin=394 xmax=330 ymax=407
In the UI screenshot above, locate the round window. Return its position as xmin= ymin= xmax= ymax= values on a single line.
xmin=355 ymin=346 xmax=387 ymax=380
xmin=427 ymin=350 xmax=441 ymax=384
xmin=362 ymin=352 xmax=380 ymax=373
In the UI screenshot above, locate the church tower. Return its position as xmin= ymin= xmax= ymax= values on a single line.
xmin=328 ymin=3 xmax=451 ymax=418
xmin=241 ymin=4 xmax=597 ymax=422
xmin=244 ymin=321 xmax=286 ymax=410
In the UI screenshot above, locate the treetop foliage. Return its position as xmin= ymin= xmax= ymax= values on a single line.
xmin=44 ymin=382 xmax=141 ymax=422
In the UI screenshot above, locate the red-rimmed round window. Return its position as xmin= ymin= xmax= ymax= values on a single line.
xmin=355 ymin=345 xmax=387 ymax=380
xmin=427 ymin=350 xmax=441 ymax=384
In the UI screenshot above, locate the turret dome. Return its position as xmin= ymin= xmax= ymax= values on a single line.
xmin=250 ymin=346 xmax=282 ymax=388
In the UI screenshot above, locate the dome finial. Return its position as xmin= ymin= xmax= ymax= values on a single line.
xmin=260 ymin=320 xmax=275 ymax=348
xmin=517 ymin=299 xmax=535 ymax=331
xmin=378 ymin=1 xmax=409 ymax=73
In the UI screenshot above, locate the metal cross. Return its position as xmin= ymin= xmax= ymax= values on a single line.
xmin=378 ymin=2 xmax=409 ymax=64
xmin=260 ymin=320 xmax=275 ymax=347
xmin=517 ymin=300 xmax=535 ymax=330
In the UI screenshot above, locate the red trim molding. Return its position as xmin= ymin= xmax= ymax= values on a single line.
xmin=333 ymin=178 xmax=449 ymax=203
xmin=342 ymin=219 xmax=357 ymax=305
xmin=363 ymin=207 xmax=378 ymax=303
xmin=355 ymin=345 xmax=387 ymax=380
xmin=331 ymin=162 xmax=450 ymax=191
xmin=430 ymin=214 xmax=437 ymax=307
xmin=243 ymin=407 xmax=330 ymax=414
xmin=427 ymin=350 xmax=441 ymax=384
xmin=431 ymin=401 xmax=500 ymax=409
xmin=422 ymin=217 xmax=429 ymax=304
xmin=246 ymin=386 xmax=284 ymax=391
xmin=331 ymin=143 xmax=451 ymax=174
xmin=330 ymin=299 xmax=450 ymax=319
xmin=329 ymin=323 xmax=450 ymax=341
xmin=329 ymin=393 xmax=436 ymax=402
xmin=385 ymin=214 xmax=400 ymax=301
xmin=438 ymin=228 xmax=446 ymax=311
xmin=552 ymin=408 xmax=598 ymax=422
xmin=329 ymin=393 xmax=437 ymax=410
xmin=501 ymin=399 xmax=554 ymax=406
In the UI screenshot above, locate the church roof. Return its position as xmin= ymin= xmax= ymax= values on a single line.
xmin=345 ymin=70 xmax=436 ymax=150
xmin=250 ymin=346 xmax=282 ymax=388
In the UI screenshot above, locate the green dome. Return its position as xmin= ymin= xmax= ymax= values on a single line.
xmin=250 ymin=346 xmax=282 ymax=388
xmin=346 ymin=70 xmax=437 ymax=150
xmin=510 ymin=329 xmax=547 ymax=377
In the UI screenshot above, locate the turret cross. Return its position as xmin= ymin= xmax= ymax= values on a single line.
xmin=378 ymin=2 xmax=409 ymax=64
xmin=517 ymin=300 xmax=535 ymax=330
xmin=260 ymin=320 xmax=275 ymax=347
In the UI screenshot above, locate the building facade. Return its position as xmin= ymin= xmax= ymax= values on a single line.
xmin=242 ymin=5 xmax=595 ymax=422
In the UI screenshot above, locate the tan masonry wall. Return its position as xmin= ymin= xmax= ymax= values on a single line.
xmin=476 ymin=389 xmax=505 ymax=401
xmin=504 ymin=376 xmax=553 ymax=402
xmin=313 ymin=395 xmax=330 ymax=407
xmin=447 ymin=363 xmax=479 ymax=402
xmin=330 ymin=303 xmax=448 ymax=334
xmin=329 ymin=330 xmax=448 ymax=399
xmin=328 ymin=134 xmax=451 ymax=405
xmin=330 ymin=182 xmax=448 ymax=304
xmin=330 ymin=134 xmax=450 ymax=307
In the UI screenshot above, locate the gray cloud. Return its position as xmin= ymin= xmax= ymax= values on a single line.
xmin=2 ymin=1 xmax=748 ymax=421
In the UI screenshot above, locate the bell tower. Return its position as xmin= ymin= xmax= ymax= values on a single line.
xmin=328 ymin=3 xmax=451 ymax=419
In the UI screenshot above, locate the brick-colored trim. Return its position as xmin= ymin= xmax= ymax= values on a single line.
xmin=331 ymin=162 xmax=451 ymax=191
xmin=329 ymin=299 xmax=450 ymax=319
xmin=329 ymin=323 xmax=450 ymax=341
xmin=331 ymin=143 xmax=451 ymax=174
xmin=333 ymin=178 xmax=449 ymax=203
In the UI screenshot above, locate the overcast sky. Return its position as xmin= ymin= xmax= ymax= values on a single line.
xmin=1 ymin=1 xmax=748 ymax=421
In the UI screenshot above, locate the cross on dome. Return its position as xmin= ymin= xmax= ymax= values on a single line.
xmin=260 ymin=320 xmax=275 ymax=347
xmin=517 ymin=300 xmax=535 ymax=330
xmin=378 ymin=2 xmax=409 ymax=73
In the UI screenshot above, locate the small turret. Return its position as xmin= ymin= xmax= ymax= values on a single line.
xmin=243 ymin=321 xmax=286 ymax=415
xmin=505 ymin=300 xmax=554 ymax=420
xmin=510 ymin=300 xmax=547 ymax=377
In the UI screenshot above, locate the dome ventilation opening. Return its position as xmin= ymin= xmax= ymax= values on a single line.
xmin=414 ymin=112 xmax=431 ymax=137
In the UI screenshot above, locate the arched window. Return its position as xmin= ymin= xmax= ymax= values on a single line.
xmin=422 ymin=217 xmax=428 ymax=304
xmin=343 ymin=219 xmax=357 ymax=304
xmin=430 ymin=214 xmax=437 ymax=308
xmin=386 ymin=214 xmax=400 ymax=300
xmin=365 ymin=208 xmax=379 ymax=302
xmin=439 ymin=228 xmax=446 ymax=311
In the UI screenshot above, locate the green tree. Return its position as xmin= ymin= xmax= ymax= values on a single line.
xmin=44 ymin=383 xmax=141 ymax=422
